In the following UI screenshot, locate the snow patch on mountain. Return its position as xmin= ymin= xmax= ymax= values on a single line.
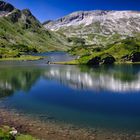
xmin=44 ymin=10 xmax=140 ymax=35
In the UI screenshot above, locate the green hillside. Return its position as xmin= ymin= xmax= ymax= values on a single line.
xmin=0 ymin=7 xmax=68 ymax=58
xmin=66 ymin=36 xmax=140 ymax=64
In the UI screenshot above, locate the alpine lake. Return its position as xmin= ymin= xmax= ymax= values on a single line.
xmin=0 ymin=52 xmax=140 ymax=140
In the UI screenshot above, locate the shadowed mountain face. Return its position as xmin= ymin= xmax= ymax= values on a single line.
xmin=0 ymin=1 xmax=14 ymax=13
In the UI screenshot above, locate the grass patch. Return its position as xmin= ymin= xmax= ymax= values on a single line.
xmin=67 ymin=37 xmax=140 ymax=65
xmin=53 ymin=60 xmax=79 ymax=65
xmin=16 ymin=134 xmax=38 ymax=140
xmin=0 ymin=55 xmax=44 ymax=61
xmin=0 ymin=126 xmax=38 ymax=140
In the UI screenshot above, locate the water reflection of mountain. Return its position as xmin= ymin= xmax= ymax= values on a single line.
xmin=44 ymin=65 xmax=140 ymax=92
xmin=0 ymin=64 xmax=140 ymax=98
xmin=0 ymin=67 xmax=42 ymax=98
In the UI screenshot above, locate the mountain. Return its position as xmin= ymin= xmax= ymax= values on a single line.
xmin=44 ymin=10 xmax=140 ymax=64
xmin=0 ymin=1 xmax=68 ymax=58
xmin=44 ymin=10 xmax=140 ymax=46
xmin=1 ymin=1 xmax=140 ymax=63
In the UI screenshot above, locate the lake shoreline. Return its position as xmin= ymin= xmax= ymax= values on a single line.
xmin=1 ymin=52 xmax=140 ymax=66
xmin=0 ymin=107 xmax=139 ymax=140
xmin=52 ymin=60 xmax=140 ymax=65
xmin=0 ymin=52 xmax=140 ymax=140
xmin=0 ymin=107 xmax=96 ymax=140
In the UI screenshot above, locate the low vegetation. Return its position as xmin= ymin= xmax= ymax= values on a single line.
xmin=0 ymin=126 xmax=38 ymax=140
xmin=65 ymin=36 xmax=140 ymax=65
xmin=0 ymin=55 xmax=44 ymax=61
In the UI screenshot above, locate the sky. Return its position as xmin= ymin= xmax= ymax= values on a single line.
xmin=5 ymin=0 xmax=140 ymax=22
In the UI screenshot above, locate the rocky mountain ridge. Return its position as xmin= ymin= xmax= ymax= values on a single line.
xmin=44 ymin=10 xmax=140 ymax=34
xmin=0 ymin=1 xmax=14 ymax=13
xmin=44 ymin=10 xmax=140 ymax=46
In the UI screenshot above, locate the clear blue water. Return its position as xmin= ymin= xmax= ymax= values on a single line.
xmin=0 ymin=52 xmax=140 ymax=132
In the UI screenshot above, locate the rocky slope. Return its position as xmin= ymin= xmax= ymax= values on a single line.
xmin=44 ymin=10 xmax=140 ymax=46
xmin=0 ymin=0 xmax=14 ymax=16
xmin=0 ymin=1 xmax=68 ymax=58
xmin=44 ymin=10 xmax=140 ymax=64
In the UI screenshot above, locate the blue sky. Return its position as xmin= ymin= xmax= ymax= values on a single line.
xmin=5 ymin=0 xmax=140 ymax=22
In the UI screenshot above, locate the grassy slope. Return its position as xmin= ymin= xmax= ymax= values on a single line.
xmin=52 ymin=20 xmax=140 ymax=64
xmin=65 ymin=36 xmax=140 ymax=64
xmin=0 ymin=9 xmax=69 ymax=58
xmin=56 ymin=22 xmax=128 ymax=47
